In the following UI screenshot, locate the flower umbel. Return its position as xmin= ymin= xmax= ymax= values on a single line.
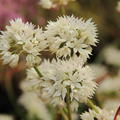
xmin=0 ymin=115 xmax=13 ymax=120
xmin=116 ymin=1 xmax=120 ymax=12
xmin=103 ymin=46 xmax=120 ymax=66
xmin=81 ymin=108 xmax=120 ymax=120
xmin=19 ymin=92 xmax=51 ymax=120
xmin=21 ymin=57 xmax=97 ymax=110
xmin=39 ymin=0 xmax=75 ymax=9
xmin=45 ymin=16 xmax=98 ymax=61
xmin=0 ymin=18 xmax=47 ymax=67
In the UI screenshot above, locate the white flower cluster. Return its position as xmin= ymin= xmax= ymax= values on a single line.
xmin=21 ymin=57 xmax=97 ymax=110
xmin=0 ymin=16 xmax=98 ymax=67
xmin=39 ymin=0 xmax=76 ymax=9
xmin=0 ymin=115 xmax=13 ymax=120
xmin=97 ymin=70 xmax=120 ymax=94
xmin=116 ymin=1 xmax=120 ymax=12
xmin=81 ymin=108 xmax=120 ymax=120
xmin=19 ymin=92 xmax=51 ymax=120
xmin=103 ymin=99 xmax=120 ymax=111
xmin=45 ymin=16 xmax=98 ymax=61
xmin=0 ymin=18 xmax=47 ymax=67
xmin=90 ymin=64 xmax=107 ymax=79
xmin=0 ymin=15 xmax=99 ymax=114
xmin=103 ymin=46 xmax=120 ymax=66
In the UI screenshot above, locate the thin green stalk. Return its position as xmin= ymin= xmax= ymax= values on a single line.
xmin=61 ymin=6 xmax=66 ymax=15
xmin=34 ymin=66 xmax=42 ymax=77
xmin=59 ymin=108 xmax=69 ymax=120
xmin=66 ymin=87 xmax=72 ymax=120
xmin=87 ymin=100 xmax=99 ymax=113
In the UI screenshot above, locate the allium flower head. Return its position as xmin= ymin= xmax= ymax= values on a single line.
xmin=97 ymin=71 xmax=120 ymax=95
xmin=81 ymin=108 xmax=120 ymax=120
xmin=22 ymin=57 xmax=97 ymax=110
xmin=103 ymin=99 xmax=120 ymax=111
xmin=116 ymin=1 xmax=120 ymax=12
xmin=45 ymin=16 xmax=98 ymax=61
xmin=90 ymin=64 xmax=107 ymax=79
xmin=0 ymin=18 xmax=47 ymax=67
xmin=0 ymin=115 xmax=13 ymax=120
xmin=103 ymin=46 xmax=120 ymax=66
xmin=19 ymin=92 xmax=51 ymax=120
xmin=39 ymin=0 xmax=75 ymax=9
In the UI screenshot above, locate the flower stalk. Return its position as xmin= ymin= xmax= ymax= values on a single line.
xmin=59 ymin=107 xmax=69 ymax=120
xmin=61 ymin=6 xmax=66 ymax=15
xmin=34 ymin=66 xmax=43 ymax=77
xmin=114 ymin=106 xmax=120 ymax=120
xmin=87 ymin=99 xmax=99 ymax=113
xmin=66 ymin=87 xmax=72 ymax=120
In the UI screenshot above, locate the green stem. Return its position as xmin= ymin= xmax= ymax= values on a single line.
xmin=66 ymin=87 xmax=72 ymax=120
xmin=61 ymin=6 xmax=66 ymax=15
xmin=87 ymin=100 xmax=99 ymax=113
xmin=34 ymin=66 xmax=42 ymax=77
xmin=59 ymin=108 xmax=69 ymax=120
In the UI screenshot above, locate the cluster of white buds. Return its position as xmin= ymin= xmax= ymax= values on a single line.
xmin=103 ymin=46 xmax=120 ymax=66
xmin=39 ymin=0 xmax=76 ymax=9
xmin=19 ymin=92 xmax=52 ymax=120
xmin=1 ymin=1 xmax=120 ymax=120
xmin=45 ymin=16 xmax=98 ymax=61
xmin=0 ymin=115 xmax=13 ymax=120
xmin=0 ymin=14 xmax=99 ymax=120
xmin=116 ymin=1 xmax=120 ymax=12
xmin=81 ymin=107 xmax=120 ymax=120
xmin=21 ymin=57 xmax=97 ymax=110
xmin=0 ymin=16 xmax=98 ymax=66
xmin=0 ymin=19 xmax=47 ymax=67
